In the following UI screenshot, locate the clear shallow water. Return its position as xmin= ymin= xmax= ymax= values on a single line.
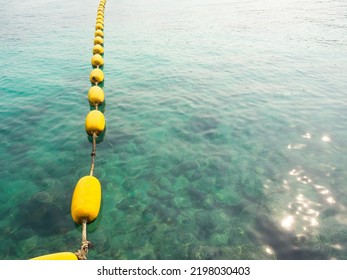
xmin=0 ymin=0 xmax=346 ymax=259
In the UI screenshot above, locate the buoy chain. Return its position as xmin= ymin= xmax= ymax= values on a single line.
xmin=74 ymin=0 xmax=107 ymax=260
xmin=30 ymin=2 xmax=107 ymax=260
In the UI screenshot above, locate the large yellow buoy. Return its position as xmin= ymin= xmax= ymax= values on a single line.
xmin=95 ymin=29 xmax=104 ymax=37
xmin=71 ymin=176 xmax=102 ymax=224
xmin=88 ymin=85 xmax=105 ymax=105
xmin=93 ymin=44 xmax=104 ymax=55
xmin=91 ymin=53 xmax=104 ymax=67
xmin=95 ymin=23 xmax=104 ymax=30
xmin=94 ymin=36 xmax=104 ymax=45
xmin=90 ymin=68 xmax=104 ymax=84
xmin=85 ymin=110 xmax=106 ymax=135
xmin=31 ymin=252 xmax=78 ymax=260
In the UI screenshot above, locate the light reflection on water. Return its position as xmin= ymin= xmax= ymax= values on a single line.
xmin=260 ymin=126 xmax=347 ymax=259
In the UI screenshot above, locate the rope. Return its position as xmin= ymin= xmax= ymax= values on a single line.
xmin=90 ymin=132 xmax=97 ymax=176
xmin=74 ymin=219 xmax=91 ymax=260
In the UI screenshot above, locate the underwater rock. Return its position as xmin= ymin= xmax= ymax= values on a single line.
xmin=187 ymin=186 xmax=206 ymax=202
xmin=155 ymin=189 xmax=174 ymax=201
xmin=0 ymin=239 xmax=17 ymax=259
xmin=17 ymin=191 xmax=71 ymax=236
xmin=189 ymin=245 xmax=217 ymax=260
xmin=109 ymin=234 xmax=127 ymax=251
xmin=173 ymin=176 xmax=189 ymax=192
xmin=112 ymin=218 xmax=137 ymax=235
xmin=135 ymin=245 xmax=157 ymax=260
xmin=186 ymin=186 xmax=214 ymax=209
xmin=215 ymin=175 xmax=230 ymax=189
xmin=126 ymin=232 xmax=147 ymax=249
xmin=159 ymin=177 xmax=171 ymax=189
xmin=171 ymin=160 xmax=200 ymax=177
xmin=237 ymin=175 xmax=264 ymax=201
xmin=147 ymin=184 xmax=160 ymax=197
xmin=31 ymin=191 xmax=53 ymax=204
xmin=141 ymin=209 xmax=156 ymax=223
xmin=148 ymin=203 xmax=177 ymax=224
xmin=11 ymin=227 xmax=35 ymax=241
xmin=197 ymin=176 xmax=216 ymax=192
xmin=210 ymin=233 xmax=229 ymax=247
xmin=106 ymin=208 xmax=126 ymax=225
xmin=18 ymin=235 xmax=39 ymax=256
xmin=194 ymin=210 xmax=217 ymax=239
xmin=320 ymin=207 xmax=339 ymax=219
xmin=214 ymin=187 xmax=242 ymax=208
xmin=173 ymin=195 xmax=192 ymax=209
xmin=188 ymin=170 xmax=202 ymax=181
xmin=116 ymin=197 xmax=139 ymax=213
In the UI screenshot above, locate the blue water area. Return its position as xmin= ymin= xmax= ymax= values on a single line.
xmin=0 ymin=0 xmax=347 ymax=260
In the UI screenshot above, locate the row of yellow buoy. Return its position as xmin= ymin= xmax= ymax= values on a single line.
xmin=31 ymin=0 xmax=108 ymax=260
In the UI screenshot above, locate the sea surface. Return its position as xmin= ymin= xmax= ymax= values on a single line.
xmin=0 ymin=0 xmax=346 ymax=260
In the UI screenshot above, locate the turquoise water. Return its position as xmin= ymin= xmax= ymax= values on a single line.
xmin=1 ymin=0 xmax=347 ymax=259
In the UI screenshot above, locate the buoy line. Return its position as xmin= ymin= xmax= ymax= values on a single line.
xmin=31 ymin=0 xmax=108 ymax=260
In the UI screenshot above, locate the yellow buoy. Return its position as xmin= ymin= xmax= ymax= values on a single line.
xmin=71 ymin=176 xmax=102 ymax=224
xmin=93 ymin=44 xmax=104 ymax=55
xmin=85 ymin=110 xmax=106 ymax=136
xmin=97 ymin=15 xmax=104 ymax=21
xmin=90 ymin=68 xmax=104 ymax=84
xmin=30 ymin=252 xmax=78 ymax=260
xmin=96 ymin=19 xmax=104 ymax=25
xmin=88 ymin=85 xmax=105 ymax=105
xmin=95 ymin=23 xmax=104 ymax=30
xmin=95 ymin=29 xmax=104 ymax=37
xmin=94 ymin=36 xmax=104 ymax=45
xmin=91 ymin=53 xmax=104 ymax=67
